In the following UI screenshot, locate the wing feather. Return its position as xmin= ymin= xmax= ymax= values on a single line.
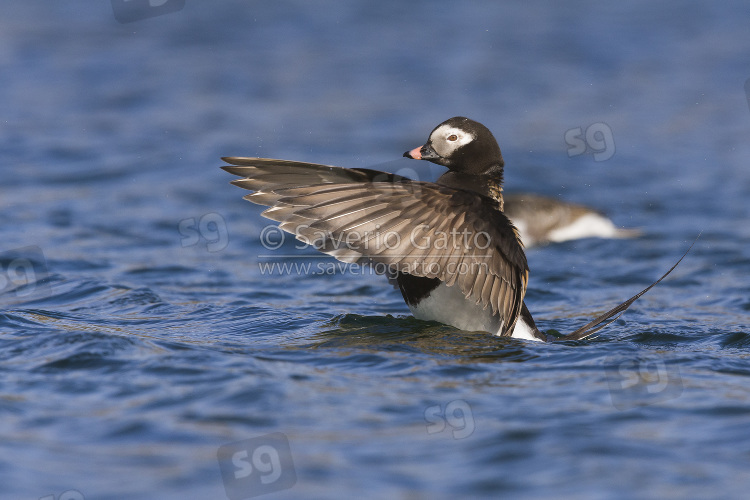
xmin=222 ymin=157 xmax=529 ymax=335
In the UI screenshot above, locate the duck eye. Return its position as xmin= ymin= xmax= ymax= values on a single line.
xmin=447 ymin=134 xmax=458 ymax=141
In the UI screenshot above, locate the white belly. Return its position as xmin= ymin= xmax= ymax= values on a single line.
xmin=407 ymin=282 xmax=541 ymax=341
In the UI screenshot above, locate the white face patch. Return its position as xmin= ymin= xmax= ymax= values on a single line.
xmin=429 ymin=124 xmax=474 ymax=158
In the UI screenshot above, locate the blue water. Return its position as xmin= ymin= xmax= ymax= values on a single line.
xmin=2 ymin=2 xmax=750 ymax=499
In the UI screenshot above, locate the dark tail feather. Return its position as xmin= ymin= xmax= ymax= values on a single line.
xmin=554 ymin=235 xmax=700 ymax=342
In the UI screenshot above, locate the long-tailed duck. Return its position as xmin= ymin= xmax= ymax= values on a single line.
xmin=222 ymin=117 xmax=685 ymax=341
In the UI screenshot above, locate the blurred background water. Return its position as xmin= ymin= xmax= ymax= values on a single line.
xmin=2 ymin=1 xmax=750 ymax=499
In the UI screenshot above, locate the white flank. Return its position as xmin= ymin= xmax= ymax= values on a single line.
xmin=408 ymin=282 xmax=542 ymax=341
xmin=547 ymin=213 xmax=621 ymax=243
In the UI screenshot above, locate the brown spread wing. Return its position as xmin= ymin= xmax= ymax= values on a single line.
xmin=223 ymin=157 xmax=529 ymax=335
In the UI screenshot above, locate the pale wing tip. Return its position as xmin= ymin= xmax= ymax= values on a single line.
xmin=327 ymin=247 xmax=365 ymax=264
xmin=222 ymin=156 xmax=263 ymax=164
xmin=222 ymin=164 xmax=255 ymax=177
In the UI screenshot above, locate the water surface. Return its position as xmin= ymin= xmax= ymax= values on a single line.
xmin=2 ymin=2 xmax=750 ymax=499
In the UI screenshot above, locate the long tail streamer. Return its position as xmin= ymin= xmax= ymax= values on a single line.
xmin=554 ymin=234 xmax=700 ymax=342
